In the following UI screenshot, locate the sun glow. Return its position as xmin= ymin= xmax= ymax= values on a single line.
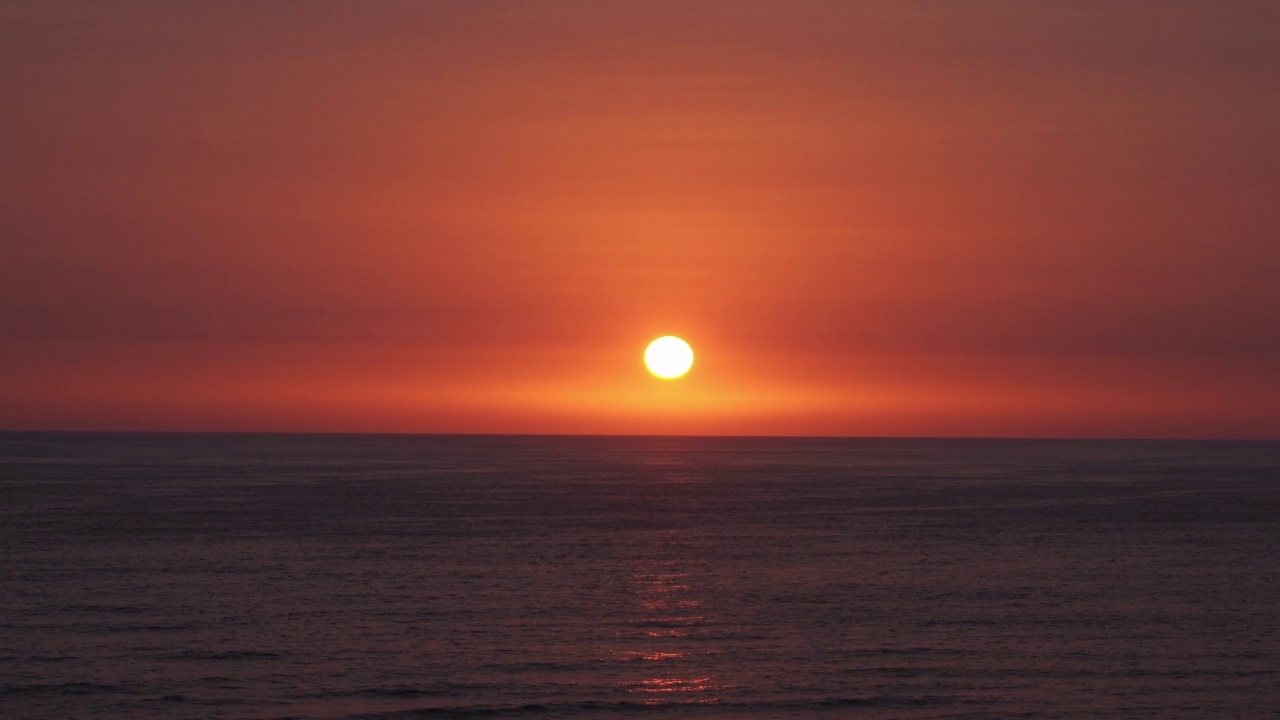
xmin=644 ymin=336 xmax=694 ymax=379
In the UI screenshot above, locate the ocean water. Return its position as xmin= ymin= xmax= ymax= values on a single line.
xmin=1 ymin=433 xmax=1278 ymax=719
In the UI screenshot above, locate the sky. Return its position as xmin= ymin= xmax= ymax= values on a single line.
xmin=2 ymin=1 xmax=1277 ymax=438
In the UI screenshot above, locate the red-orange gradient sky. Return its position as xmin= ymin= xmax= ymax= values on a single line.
xmin=2 ymin=2 xmax=1277 ymax=438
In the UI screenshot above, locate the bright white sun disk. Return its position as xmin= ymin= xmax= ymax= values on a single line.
xmin=644 ymin=336 xmax=694 ymax=379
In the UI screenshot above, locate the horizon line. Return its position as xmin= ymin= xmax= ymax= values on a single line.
xmin=1 ymin=429 xmax=1275 ymax=443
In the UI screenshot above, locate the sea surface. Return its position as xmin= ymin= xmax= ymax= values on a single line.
xmin=1 ymin=433 xmax=1278 ymax=719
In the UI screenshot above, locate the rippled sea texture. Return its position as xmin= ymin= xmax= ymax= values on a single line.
xmin=2 ymin=433 xmax=1279 ymax=718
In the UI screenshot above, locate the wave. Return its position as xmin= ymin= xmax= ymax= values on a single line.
xmin=162 ymin=649 xmax=281 ymax=661
xmin=0 ymin=682 xmax=133 ymax=697
xmin=270 ymin=694 xmax=963 ymax=719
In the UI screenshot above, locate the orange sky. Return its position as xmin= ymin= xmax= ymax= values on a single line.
xmin=2 ymin=2 xmax=1277 ymax=437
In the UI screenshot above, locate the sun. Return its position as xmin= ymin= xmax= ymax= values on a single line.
xmin=644 ymin=336 xmax=694 ymax=379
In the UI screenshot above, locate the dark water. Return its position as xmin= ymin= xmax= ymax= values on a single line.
xmin=2 ymin=433 xmax=1278 ymax=718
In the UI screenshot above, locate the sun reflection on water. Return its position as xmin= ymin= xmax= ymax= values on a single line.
xmin=613 ymin=531 xmax=731 ymax=705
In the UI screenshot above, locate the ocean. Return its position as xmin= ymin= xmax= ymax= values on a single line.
xmin=1 ymin=433 xmax=1277 ymax=718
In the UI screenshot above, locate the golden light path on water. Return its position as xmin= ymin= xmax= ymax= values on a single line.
xmin=621 ymin=549 xmax=722 ymax=703
xmin=611 ymin=463 xmax=730 ymax=708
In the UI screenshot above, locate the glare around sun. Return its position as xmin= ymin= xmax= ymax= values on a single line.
xmin=644 ymin=336 xmax=693 ymax=379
